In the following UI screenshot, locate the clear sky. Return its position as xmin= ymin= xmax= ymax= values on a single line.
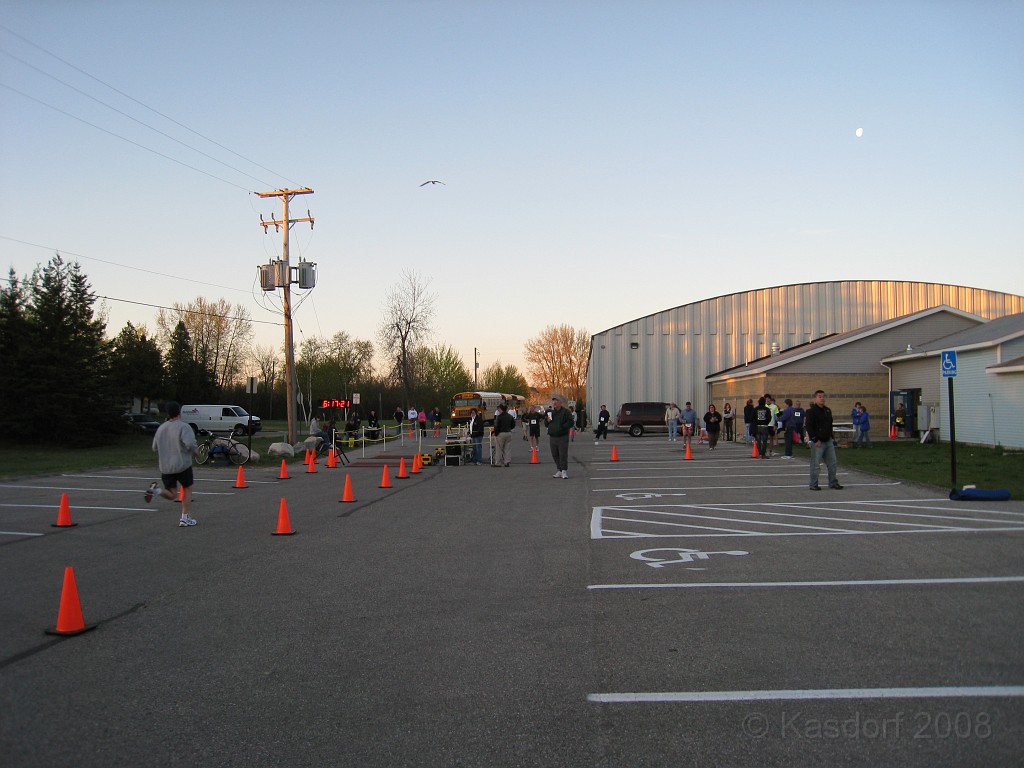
xmin=2 ymin=1 xmax=1022 ymax=380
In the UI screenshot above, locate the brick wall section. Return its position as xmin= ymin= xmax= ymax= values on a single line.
xmin=710 ymin=373 xmax=890 ymax=425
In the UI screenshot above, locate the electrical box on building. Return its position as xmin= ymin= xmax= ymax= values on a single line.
xmin=296 ymin=261 xmax=317 ymax=289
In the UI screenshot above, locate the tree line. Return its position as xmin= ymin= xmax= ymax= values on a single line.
xmin=2 ymin=259 xmax=595 ymax=446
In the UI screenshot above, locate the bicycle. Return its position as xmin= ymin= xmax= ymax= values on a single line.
xmin=194 ymin=429 xmax=249 ymax=466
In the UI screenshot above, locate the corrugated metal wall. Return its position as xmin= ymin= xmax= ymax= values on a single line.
xmin=587 ymin=281 xmax=1024 ymax=415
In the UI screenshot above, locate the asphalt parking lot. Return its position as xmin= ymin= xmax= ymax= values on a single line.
xmin=1 ymin=433 xmax=1022 ymax=767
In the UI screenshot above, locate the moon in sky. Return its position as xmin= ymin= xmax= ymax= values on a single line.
xmin=855 ymin=127 xmax=864 ymax=138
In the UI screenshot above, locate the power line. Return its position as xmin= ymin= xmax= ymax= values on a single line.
xmin=0 ymin=47 xmax=276 ymax=189
xmin=0 ymin=22 xmax=301 ymax=188
xmin=0 ymin=81 xmax=254 ymax=191
xmin=0 ymin=235 xmax=250 ymax=294
xmin=95 ymin=295 xmax=283 ymax=326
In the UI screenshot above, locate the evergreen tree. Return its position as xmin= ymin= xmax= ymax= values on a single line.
xmin=0 ymin=268 xmax=30 ymax=438
xmin=109 ymin=322 xmax=164 ymax=410
xmin=18 ymin=255 xmax=115 ymax=444
xmin=164 ymin=320 xmax=217 ymax=403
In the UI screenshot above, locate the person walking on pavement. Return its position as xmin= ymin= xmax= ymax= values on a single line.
xmin=806 ymin=389 xmax=843 ymax=490
xmin=547 ymin=395 xmax=574 ymax=478
xmin=492 ymin=404 xmax=516 ymax=466
xmin=703 ymin=404 xmax=722 ymax=450
xmin=743 ymin=398 xmax=756 ymax=444
xmin=145 ymin=401 xmax=201 ymax=527
xmin=754 ymin=396 xmax=772 ymax=459
xmin=680 ymin=402 xmax=699 ymax=448
xmin=595 ymin=404 xmax=611 ymax=443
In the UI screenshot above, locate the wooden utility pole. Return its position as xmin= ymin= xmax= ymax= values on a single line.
xmin=257 ymin=187 xmax=314 ymax=444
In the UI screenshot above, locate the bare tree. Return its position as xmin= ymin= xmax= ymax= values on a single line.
xmin=522 ymin=324 xmax=589 ymax=401
xmin=156 ymin=297 xmax=253 ymax=390
xmin=377 ymin=270 xmax=435 ymax=407
xmin=250 ymin=343 xmax=280 ymax=419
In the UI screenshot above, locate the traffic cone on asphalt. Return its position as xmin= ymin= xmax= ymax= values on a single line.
xmin=396 ymin=457 xmax=409 ymax=479
xmin=610 ymin=446 xmax=619 ymax=462
xmin=327 ymin=449 xmax=338 ymax=469
xmin=340 ymin=474 xmax=356 ymax=503
xmin=379 ymin=464 xmax=393 ymax=488
xmin=411 ymin=453 xmax=421 ymax=474
xmin=890 ymin=424 xmax=897 ymax=440
xmin=233 ymin=465 xmax=248 ymax=488
xmin=51 ymin=493 xmax=77 ymax=528
xmin=177 ymin=485 xmax=184 ymax=502
xmin=684 ymin=443 xmax=693 ymax=461
xmin=306 ymin=455 xmax=318 ymax=474
xmin=45 ymin=566 xmax=96 ymax=636
xmin=751 ymin=442 xmax=759 ymax=458
xmin=530 ymin=447 xmax=539 ymax=464
xmin=278 ymin=459 xmax=290 ymax=480
xmin=272 ymin=498 xmax=296 ymax=535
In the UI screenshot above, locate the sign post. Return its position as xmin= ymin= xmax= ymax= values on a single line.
xmin=941 ymin=351 xmax=957 ymax=487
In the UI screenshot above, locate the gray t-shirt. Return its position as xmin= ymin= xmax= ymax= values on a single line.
xmin=152 ymin=419 xmax=198 ymax=474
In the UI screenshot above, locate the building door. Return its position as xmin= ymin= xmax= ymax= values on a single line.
xmin=889 ymin=389 xmax=920 ymax=436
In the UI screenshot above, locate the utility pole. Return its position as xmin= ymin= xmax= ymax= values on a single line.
xmin=474 ymin=347 xmax=479 ymax=389
xmin=257 ymin=187 xmax=314 ymax=445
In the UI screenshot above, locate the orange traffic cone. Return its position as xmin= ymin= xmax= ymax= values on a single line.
xmin=327 ymin=449 xmax=338 ymax=469
xmin=890 ymin=424 xmax=897 ymax=440
xmin=278 ymin=459 xmax=290 ymax=480
xmin=396 ymin=457 xmax=409 ymax=479
xmin=45 ymin=566 xmax=96 ymax=636
xmin=610 ymin=446 xmax=619 ymax=462
xmin=684 ymin=442 xmax=693 ymax=461
xmin=272 ymin=498 xmax=296 ymax=535
xmin=51 ymin=492 xmax=77 ymax=528
xmin=340 ymin=474 xmax=356 ymax=503
xmin=752 ymin=442 xmax=759 ymax=458
xmin=306 ymin=455 xmax=318 ymax=474
xmin=234 ymin=465 xmax=248 ymax=488
xmin=379 ymin=464 xmax=393 ymax=488
xmin=411 ymin=453 xmax=422 ymax=474
xmin=176 ymin=484 xmax=184 ymax=502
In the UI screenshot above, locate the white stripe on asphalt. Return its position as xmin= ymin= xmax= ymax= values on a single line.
xmin=588 ymin=576 xmax=1024 ymax=590
xmin=587 ymin=686 xmax=1024 ymax=703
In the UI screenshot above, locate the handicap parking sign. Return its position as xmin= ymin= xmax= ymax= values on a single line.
xmin=941 ymin=350 xmax=957 ymax=377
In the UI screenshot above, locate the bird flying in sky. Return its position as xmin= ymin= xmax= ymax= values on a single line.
xmin=420 ymin=180 xmax=445 ymax=186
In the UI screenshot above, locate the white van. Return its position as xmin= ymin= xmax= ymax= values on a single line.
xmin=180 ymin=405 xmax=262 ymax=436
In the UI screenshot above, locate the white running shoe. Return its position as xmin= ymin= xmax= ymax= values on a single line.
xmin=561 ymin=470 xmax=568 ymax=479
xmin=553 ymin=472 xmax=562 ymax=478
xmin=178 ymin=516 xmax=197 ymax=527
xmin=144 ymin=481 xmax=158 ymax=503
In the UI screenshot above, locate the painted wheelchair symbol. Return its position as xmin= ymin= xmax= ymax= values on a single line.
xmin=630 ymin=548 xmax=749 ymax=568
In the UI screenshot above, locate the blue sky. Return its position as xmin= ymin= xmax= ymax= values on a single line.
xmin=2 ymin=1 xmax=1021 ymax=379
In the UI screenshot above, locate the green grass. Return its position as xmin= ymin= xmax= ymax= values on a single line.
xmin=837 ymin=440 xmax=1024 ymax=498
xmin=0 ymin=431 xmax=300 ymax=480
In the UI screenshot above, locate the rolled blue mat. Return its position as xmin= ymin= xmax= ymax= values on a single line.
xmin=948 ymin=487 xmax=1012 ymax=501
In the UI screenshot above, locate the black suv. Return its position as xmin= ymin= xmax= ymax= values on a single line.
xmin=614 ymin=402 xmax=669 ymax=437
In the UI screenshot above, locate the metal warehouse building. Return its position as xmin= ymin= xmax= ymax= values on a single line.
xmin=586 ymin=280 xmax=1024 ymax=421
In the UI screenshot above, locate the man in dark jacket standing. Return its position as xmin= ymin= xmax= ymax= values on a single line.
xmin=547 ymin=395 xmax=574 ymax=478
xmin=493 ymin=404 xmax=516 ymax=466
xmin=805 ymin=389 xmax=843 ymax=491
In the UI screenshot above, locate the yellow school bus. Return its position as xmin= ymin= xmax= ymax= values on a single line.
xmin=450 ymin=391 xmax=525 ymax=426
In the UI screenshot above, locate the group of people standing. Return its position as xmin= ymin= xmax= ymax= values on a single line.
xmin=465 ymin=396 xmax=575 ymax=477
xmin=664 ymin=402 xmax=727 ymax=450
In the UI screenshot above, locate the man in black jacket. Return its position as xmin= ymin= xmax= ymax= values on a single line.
xmin=805 ymin=389 xmax=843 ymax=491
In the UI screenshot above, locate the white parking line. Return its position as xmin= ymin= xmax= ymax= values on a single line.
xmin=588 ymin=685 xmax=1024 ymax=703
xmin=588 ymin=575 xmax=1024 ymax=590
xmin=0 ymin=530 xmax=44 ymax=537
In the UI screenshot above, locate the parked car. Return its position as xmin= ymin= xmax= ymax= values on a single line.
xmin=122 ymin=412 xmax=161 ymax=434
xmin=614 ymin=402 xmax=670 ymax=437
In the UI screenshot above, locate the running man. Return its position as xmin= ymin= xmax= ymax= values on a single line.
xmin=145 ymin=401 xmax=201 ymax=526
